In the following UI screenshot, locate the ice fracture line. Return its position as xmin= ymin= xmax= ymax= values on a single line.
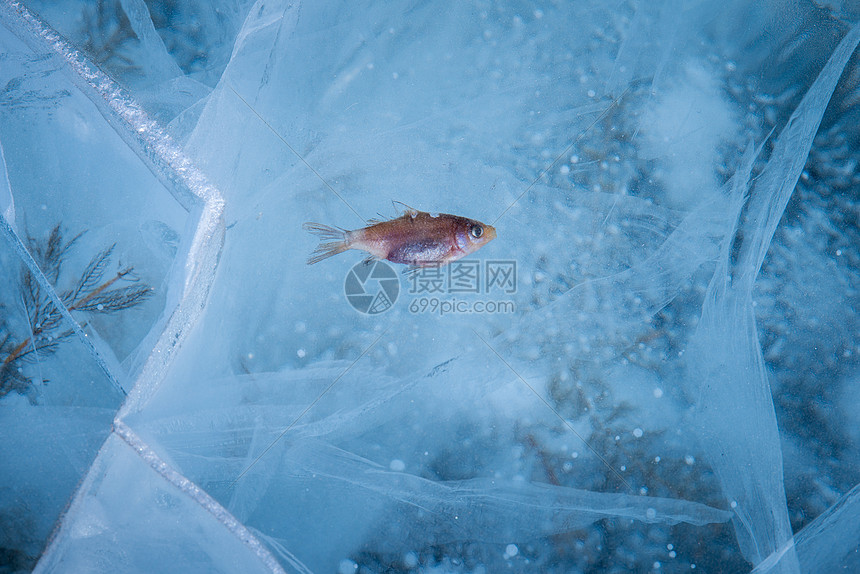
xmin=229 ymin=84 xmax=365 ymax=224
xmin=472 ymin=329 xmax=635 ymax=493
xmin=230 ymin=328 xmax=390 ymax=486
xmin=492 ymin=87 xmax=630 ymax=226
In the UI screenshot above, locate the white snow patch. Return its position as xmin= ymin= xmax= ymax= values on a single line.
xmin=638 ymin=63 xmax=738 ymax=209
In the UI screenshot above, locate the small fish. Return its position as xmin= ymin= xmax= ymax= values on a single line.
xmin=304 ymin=204 xmax=496 ymax=267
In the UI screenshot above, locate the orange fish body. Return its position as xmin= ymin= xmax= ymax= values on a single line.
xmin=304 ymin=206 xmax=496 ymax=267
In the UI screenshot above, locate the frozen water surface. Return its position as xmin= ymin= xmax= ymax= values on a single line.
xmin=0 ymin=0 xmax=858 ymax=572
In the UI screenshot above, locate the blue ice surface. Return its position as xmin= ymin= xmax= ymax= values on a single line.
xmin=0 ymin=1 xmax=859 ymax=573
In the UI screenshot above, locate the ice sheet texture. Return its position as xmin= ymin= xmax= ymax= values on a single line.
xmin=0 ymin=0 xmax=858 ymax=573
xmin=0 ymin=6 xmax=196 ymax=567
xmin=32 ymin=434 xmax=284 ymax=574
xmin=1 ymin=0 xmax=227 ymax=571
xmin=685 ymin=22 xmax=860 ymax=572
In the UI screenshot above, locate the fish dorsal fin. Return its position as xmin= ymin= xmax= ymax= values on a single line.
xmin=392 ymin=200 xmax=419 ymax=219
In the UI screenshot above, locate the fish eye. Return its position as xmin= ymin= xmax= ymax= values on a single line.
xmin=470 ymin=224 xmax=483 ymax=239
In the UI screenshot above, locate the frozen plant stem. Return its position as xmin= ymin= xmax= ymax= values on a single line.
xmin=0 ymin=224 xmax=152 ymax=399
xmin=2 ymin=269 xmax=130 ymax=366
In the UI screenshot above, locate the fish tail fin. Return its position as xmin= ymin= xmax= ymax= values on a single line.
xmin=307 ymin=241 xmax=350 ymax=264
xmin=303 ymin=222 xmax=351 ymax=264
